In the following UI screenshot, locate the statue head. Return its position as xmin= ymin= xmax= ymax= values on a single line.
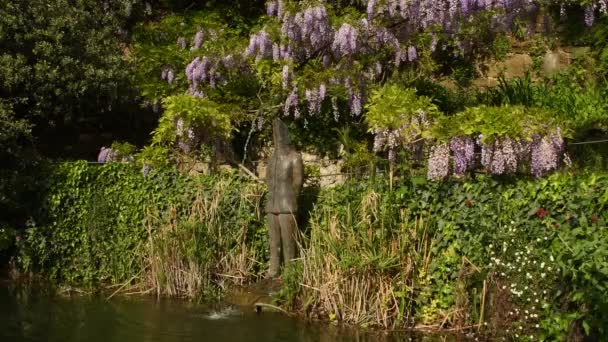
xmin=272 ymin=118 xmax=291 ymax=151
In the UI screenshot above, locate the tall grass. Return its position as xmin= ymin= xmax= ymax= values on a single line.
xmin=295 ymin=187 xmax=437 ymax=329
xmin=128 ymin=176 xmax=266 ymax=299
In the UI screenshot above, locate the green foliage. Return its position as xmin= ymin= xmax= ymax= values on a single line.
xmin=274 ymin=260 xmax=303 ymax=310
xmin=593 ymin=18 xmax=608 ymax=76
xmin=0 ymin=102 xmax=45 ymax=228
xmin=432 ymin=105 xmax=562 ymax=143
xmin=110 ymin=142 xmax=137 ymax=158
xmin=365 ymin=85 xmax=440 ymax=140
xmin=137 ymin=145 xmax=172 ymax=168
xmin=286 ymin=172 xmax=608 ymax=338
xmin=17 ymin=162 xmax=266 ymax=288
xmin=132 ymin=10 xmax=253 ymax=104
xmin=13 ymin=158 xmax=608 ymax=339
xmin=152 ymin=95 xmax=236 ymax=146
xmin=0 ymin=225 xmax=16 ymax=252
xmin=0 ymin=0 xmax=139 ymax=154
xmin=482 ymin=65 xmax=608 ymax=134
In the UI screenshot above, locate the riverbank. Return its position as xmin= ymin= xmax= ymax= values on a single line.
xmin=6 ymin=162 xmax=608 ymax=340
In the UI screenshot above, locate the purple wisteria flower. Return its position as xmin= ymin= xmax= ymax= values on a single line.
xmin=142 ymin=164 xmax=152 ymax=177
xmin=284 ymin=88 xmax=299 ymax=117
xmin=166 ymin=70 xmax=175 ymax=84
xmin=281 ymin=65 xmax=291 ymax=89
xmin=407 ymin=45 xmax=418 ymax=62
xmin=177 ymin=37 xmax=187 ymax=49
xmin=332 ymin=97 xmax=340 ymax=122
xmin=244 ymin=30 xmax=272 ymax=61
xmin=192 ymin=31 xmax=204 ymax=50
xmin=481 ymin=137 xmax=518 ymax=175
xmin=332 ymin=24 xmax=358 ymax=57
xmin=585 ymin=5 xmax=596 ymax=27
xmin=450 ymin=135 xmax=475 ymax=175
xmin=267 ymin=0 xmax=277 ymax=16
xmin=530 ymin=130 xmax=565 ymax=177
xmin=97 ymin=147 xmax=110 ymax=163
xmin=428 ymin=143 xmax=450 ymax=180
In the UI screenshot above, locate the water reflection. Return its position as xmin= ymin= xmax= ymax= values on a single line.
xmin=0 ymin=282 xmax=462 ymax=342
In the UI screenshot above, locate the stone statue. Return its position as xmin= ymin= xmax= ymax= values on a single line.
xmin=266 ymin=118 xmax=304 ymax=278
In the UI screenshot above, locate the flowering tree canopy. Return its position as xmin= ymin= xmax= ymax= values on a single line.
xmin=132 ymin=0 xmax=607 ymax=177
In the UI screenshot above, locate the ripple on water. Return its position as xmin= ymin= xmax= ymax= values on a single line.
xmin=198 ymin=306 xmax=241 ymax=320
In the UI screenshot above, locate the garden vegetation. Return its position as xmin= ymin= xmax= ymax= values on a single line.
xmin=2 ymin=0 xmax=608 ymax=341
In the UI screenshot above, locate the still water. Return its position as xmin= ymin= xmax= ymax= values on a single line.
xmin=0 ymin=282 xmax=460 ymax=342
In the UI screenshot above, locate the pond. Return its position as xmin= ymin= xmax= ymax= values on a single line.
xmin=0 ymin=282 xmax=462 ymax=342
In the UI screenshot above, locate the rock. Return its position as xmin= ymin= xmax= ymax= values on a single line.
xmin=472 ymin=77 xmax=499 ymax=89
xmin=218 ymin=164 xmax=234 ymax=173
xmin=301 ymin=152 xmax=318 ymax=163
xmin=319 ymin=160 xmax=345 ymax=188
xmin=541 ymin=51 xmax=560 ymax=76
xmin=473 ymin=53 xmax=534 ymax=89
xmin=192 ymin=162 xmax=210 ymax=174
xmin=486 ymin=53 xmax=534 ymax=79
xmin=541 ymin=49 xmax=570 ymax=76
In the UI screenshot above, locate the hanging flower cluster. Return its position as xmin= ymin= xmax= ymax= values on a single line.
xmin=173 ymin=116 xmax=199 ymax=154
xmin=97 ymin=147 xmax=133 ymax=163
xmin=277 ymin=6 xmax=334 ymax=61
xmin=283 ymin=87 xmax=300 ymax=118
xmin=97 ymin=147 xmax=116 ymax=163
xmin=266 ymin=0 xmax=284 ymax=18
xmin=332 ymin=24 xmax=359 ymax=58
xmin=185 ymin=56 xmax=232 ymax=97
xmin=480 ymin=137 xmax=523 ymax=175
xmin=366 ymin=0 xmax=540 ymax=30
xmin=424 ymin=129 xmax=566 ymax=180
xmin=530 ymin=129 xmax=565 ymax=177
xmin=171 ymin=0 xmax=607 ymax=131
xmin=305 ymin=83 xmax=326 ymax=115
xmin=373 ymin=128 xmax=401 ymax=162
xmin=420 ymin=105 xmax=571 ymax=179
xmin=584 ymin=1 xmax=608 ymax=26
xmin=177 ymin=37 xmax=187 ymax=49
xmin=161 ymin=67 xmax=175 ymax=84
xmin=244 ymin=30 xmax=272 ymax=61
xmin=450 ymin=135 xmax=475 ymax=175
xmin=192 ymin=30 xmax=205 ymax=50
xmin=427 ymin=143 xmax=450 ymax=180
xmin=375 ymin=109 xmax=430 ymax=164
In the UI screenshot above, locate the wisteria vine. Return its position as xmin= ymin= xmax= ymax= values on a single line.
xmin=152 ymin=0 xmax=598 ymax=178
